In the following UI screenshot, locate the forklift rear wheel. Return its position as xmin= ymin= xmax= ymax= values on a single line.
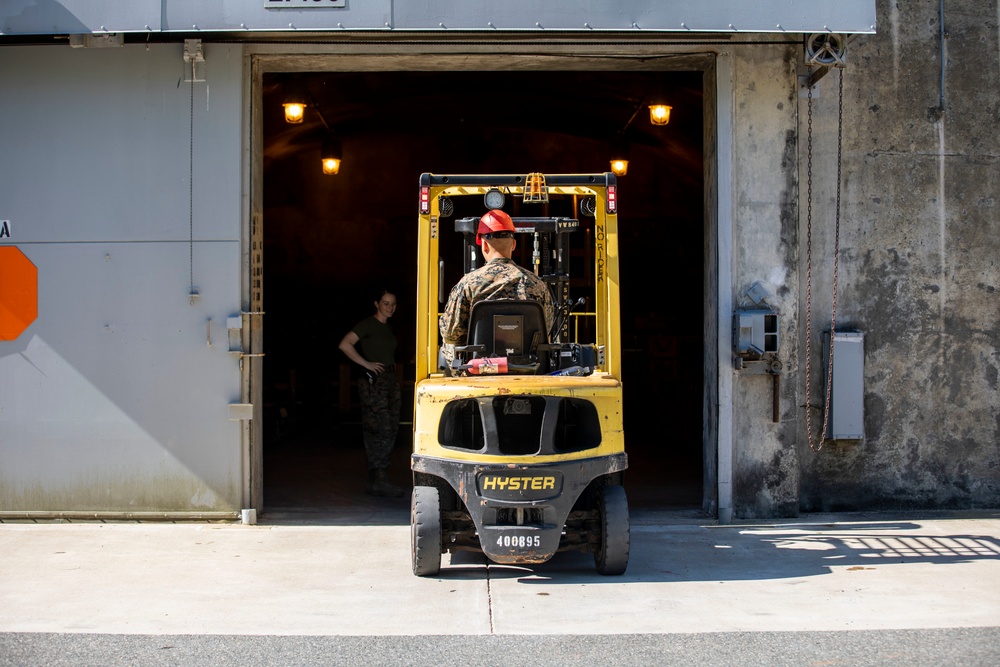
xmin=594 ymin=484 xmax=630 ymax=575
xmin=411 ymin=486 xmax=442 ymax=576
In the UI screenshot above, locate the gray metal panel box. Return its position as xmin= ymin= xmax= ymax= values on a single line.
xmin=824 ymin=331 xmax=865 ymax=440
xmin=733 ymin=310 xmax=779 ymax=356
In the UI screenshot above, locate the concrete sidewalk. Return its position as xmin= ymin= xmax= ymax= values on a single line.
xmin=2 ymin=509 xmax=999 ymax=636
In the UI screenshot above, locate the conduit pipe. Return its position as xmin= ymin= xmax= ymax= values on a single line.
xmin=939 ymin=0 xmax=946 ymax=111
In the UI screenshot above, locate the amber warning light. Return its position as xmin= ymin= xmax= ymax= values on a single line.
xmin=419 ymin=186 xmax=431 ymax=214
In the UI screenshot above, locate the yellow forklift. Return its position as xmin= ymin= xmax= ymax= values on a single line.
xmin=411 ymin=172 xmax=629 ymax=576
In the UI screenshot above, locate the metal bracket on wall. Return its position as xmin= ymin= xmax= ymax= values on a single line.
xmin=799 ymin=69 xmax=829 ymax=95
xmin=227 ymin=312 xmax=267 ymax=358
xmin=183 ymin=39 xmax=206 ymax=83
xmin=227 ymin=316 xmax=243 ymax=357
xmin=733 ymin=283 xmax=782 ymax=422
xmin=228 ymin=403 xmax=253 ymax=421
xmin=229 ymin=310 xmax=266 ymax=374
xmin=69 ymin=33 xmax=123 ymax=49
xmin=734 ymin=354 xmax=783 ymax=424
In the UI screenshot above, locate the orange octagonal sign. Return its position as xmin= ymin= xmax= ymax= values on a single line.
xmin=0 ymin=246 xmax=38 ymax=340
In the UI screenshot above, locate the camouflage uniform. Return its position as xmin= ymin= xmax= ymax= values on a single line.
xmin=439 ymin=257 xmax=556 ymax=364
xmin=358 ymin=368 xmax=401 ymax=471
xmin=350 ymin=316 xmax=400 ymax=472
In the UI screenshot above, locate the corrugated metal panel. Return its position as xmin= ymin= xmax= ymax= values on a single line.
xmin=0 ymin=44 xmax=245 ymax=512
xmin=1 ymin=1 xmax=877 ymax=36
xmin=0 ymin=43 xmax=242 ymax=243
xmin=0 ymin=0 xmax=162 ymax=34
xmin=392 ymin=1 xmax=876 ymax=33
xmin=0 ymin=241 xmax=244 ymax=512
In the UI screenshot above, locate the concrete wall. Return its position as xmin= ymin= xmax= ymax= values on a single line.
xmin=794 ymin=0 xmax=1000 ymax=512
xmin=0 ymin=43 xmax=246 ymax=513
xmin=720 ymin=0 xmax=1000 ymax=518
xmin=729 ymin=44 xmax=803 ymax=518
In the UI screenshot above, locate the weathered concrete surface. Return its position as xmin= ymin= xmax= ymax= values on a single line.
xmin=730 ymin=44 xmax=803 ymax=519
xmin=1 ymin=510 xmax=999 ymax=636
xmin=795 ymin=0 xmax=1000 ymax=512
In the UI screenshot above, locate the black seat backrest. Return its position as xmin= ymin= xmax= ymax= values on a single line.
xmin=467 ymin=299 xmax=547 ymax=359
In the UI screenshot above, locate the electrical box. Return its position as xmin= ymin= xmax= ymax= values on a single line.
xmin=734 ymin=310 xmax=779 ymax=358
xmin=824 ymin=331 xmax=865 ymax=440
xmin=733 ymin=284 xmax=782 ymax=422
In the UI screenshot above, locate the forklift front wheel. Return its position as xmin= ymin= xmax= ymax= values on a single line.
xmin=411 ymin=486 xmax=442 ymax=576
xmin=594 ymin=484 xmax=630 ymax=575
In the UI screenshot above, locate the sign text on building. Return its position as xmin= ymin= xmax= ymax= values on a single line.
xmin=265 ymin=0 xmax=347 ymax=8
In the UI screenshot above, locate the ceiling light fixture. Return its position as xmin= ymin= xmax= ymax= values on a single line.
xmin=616 ymin=82 xmax=672 ymax=142
xmin=321 ymin=135 xmax=343 ymax=175
xmin=648 ymin=103 xmax=672 ymax=125
xmin=283 ymin=95 xmax=307 ymax=124
xmin=280 ymin=76 xmax=346 ymax=173
xmin=282 ymin=79 xmax=309 ymax=124
xmin=609 ymin=135 xmax=630 ymax=176
xmin=646 ymin=82 xmax=672 ymax=126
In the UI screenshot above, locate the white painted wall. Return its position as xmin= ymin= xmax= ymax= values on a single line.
xmin=0 ymin=43 xmax=246 ymax=512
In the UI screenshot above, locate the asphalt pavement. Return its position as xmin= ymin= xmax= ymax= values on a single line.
xmin=2 ymin=508 xmax=999 ymax=665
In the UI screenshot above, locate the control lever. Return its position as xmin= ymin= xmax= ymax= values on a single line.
xmin=549 ymin=297 xmax=586 ymax=341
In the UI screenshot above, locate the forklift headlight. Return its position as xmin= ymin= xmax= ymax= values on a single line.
xmin=484 ymin=188 xmax=505 ymax=210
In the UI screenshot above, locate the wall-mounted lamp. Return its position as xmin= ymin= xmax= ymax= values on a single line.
xmin=283 ymin=79 xmax=310 ymax=124
xmin=648 ymin=102 xmax=672 ymax=126
xmin=283 ymin=95 xmax=307 ymax=124
xmin=617 ymin=85 xmax=673 ymax=139
xmin=609 ymin=135 xmax=630 ymax=177
xmin=646 ymin=81 xmax=673 ymax=126
xmin=321 ymin=135 xmax=343 ymax=175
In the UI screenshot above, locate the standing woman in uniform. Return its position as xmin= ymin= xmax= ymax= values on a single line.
xmin=338 ymin=287 xmax=404 ymax=497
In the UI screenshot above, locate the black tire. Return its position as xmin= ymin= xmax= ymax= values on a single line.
xmin=411 ymin=486 xmax=442 ymax=576
xmin=594 ymin=484 xmax=630 ymax=575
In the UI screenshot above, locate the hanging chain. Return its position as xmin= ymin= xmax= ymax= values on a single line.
xmin=819 ymin=70 xmax=845 ymax=443
xmin=805 ymin=69 xmax=846 ymax=452
xmin=805 ymin=81 xmax=816 ymax=449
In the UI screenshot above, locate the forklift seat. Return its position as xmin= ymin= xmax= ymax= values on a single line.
xmin=461 ymin=299 xmax=548 ymax=373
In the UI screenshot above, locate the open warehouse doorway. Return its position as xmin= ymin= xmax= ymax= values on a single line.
xmin=258 ymin=67 xmax=706 ymax=514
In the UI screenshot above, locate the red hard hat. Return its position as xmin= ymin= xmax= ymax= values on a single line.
xmin=476 ymin=210 xmax=516 ymax=246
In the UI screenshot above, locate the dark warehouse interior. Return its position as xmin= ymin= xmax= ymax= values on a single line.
xmin=259 ymin=69 xmax=707 ymax=516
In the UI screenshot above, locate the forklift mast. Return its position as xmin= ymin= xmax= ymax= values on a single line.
xmin=415 ymin=172 xmax=622 ymax=382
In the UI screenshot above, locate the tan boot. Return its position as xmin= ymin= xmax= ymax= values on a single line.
xmin=366 ymin=469 xmax=404 ymax=498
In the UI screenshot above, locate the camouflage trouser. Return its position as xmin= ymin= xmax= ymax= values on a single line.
xmin=357 ymin=368 xmax=401 ymax=471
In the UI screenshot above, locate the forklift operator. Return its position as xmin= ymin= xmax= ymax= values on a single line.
xmin=439 ymin=209 xmax=556 ymax=365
